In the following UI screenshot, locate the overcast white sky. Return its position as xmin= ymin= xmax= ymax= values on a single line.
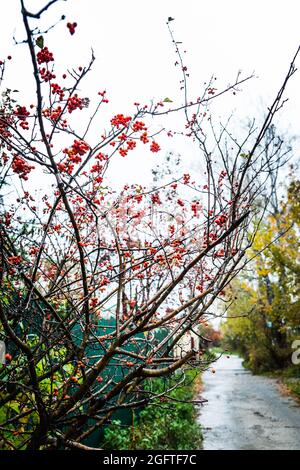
xmin=1 ymin=0 xmax=300 ymax=187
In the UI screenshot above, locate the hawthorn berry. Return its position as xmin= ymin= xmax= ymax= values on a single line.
xmin=36 ymin=47 xmax=54 ymax=65
xmin=119 ymin=147 xmax=128 ymax=157
xmin=183 ymin=173 xmax=190 ymax=184
xmin=132 ymin=121 xmax=147 ymax=132
xmin=215 ymin=214 xmax=227 ymax=226
xmin=67 ymin=94 xmax=83 ymax=113
xmin=140 ymin=132 xmax=149 ymax=144
xmin=7 ymin=255 xmax=23 ymax=265
xmin=111 ymin=114 xmax=132 ymax=128
xmin=150 ymin=141 xmax=160 ymax=153
xmin=11 ymin=155 xmax=34 ymax=180
xmin=67 ymin=22 xmax=77 ymax=35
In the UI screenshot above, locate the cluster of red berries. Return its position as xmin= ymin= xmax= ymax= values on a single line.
xmin=191 ymin=201 xmax=200 ymax=217
xmin=118 ymin=133 xmax=127 ymax=142
xmin=67 ymin=94 xmax=83 ymax=113
xmin=52 ymin=224 xmax=62 ymax=233
xmin=111 ymin=113 xmax=132 ymax=128
xmin=67 ymin=22 xmax=77 ymax=35
xmin=150 ymin=141 xmax=160 ymax=153
xmin=90 ymin=161 xmax=103 ymax=174
xmin=7 ymin=255 xmax=23 ymax=265
xmin=209 ymin=232 xmax=218 ymax=241
xmin=39 ymin=67 xmax=56 ymax=82
xmin=119 ymin=139 xmax=137 ymax=157
xmin=98 ymin=90 xmax=109 ymax=103
xmin=215 ymin=214 xmax=227 ymax=226
xmin=127 ymin=140 xmax=136 ymax=150
xmin=218 ymin=170 xmax=227 ymax=186
xmin=90 ymin=297 xmax=98 ymax=308
xmin=29 ymin=246 xmax=40 ymax=255
xmin=50 ymin=107 xmax=67 ymax=127
xmin=155 ymin=254 xmax=166 ymax=265
xmin=20 ymin=121 xmax=29 ymax=130
xmin=12 ymin=155 xmax=34 ymax=180
xmin=14 ymin=106 xmax=30 ymax=120
xmin=37 ymin=47 xmax=54 ymax=65
xmin=140 ymin=132 xmax=149 ymax=144
xmin=183 ymin=173 xmax=191 ymax=184
xmin=51 ymin=83 xmax=65 ymax=100
xmin=95 ymin=152 xmax=108 ymax=161
xmin=151 ymin=193 xmax=162 ymax=205
xmin=110 ymin=117 xmax=160 ymax=153
xmin=214 ymin=248 xmax=225 ymax=258
xmin=62 ymin=140 xmax=89 ymax=166
xmin=14 ymin=105 xmax=33 ymax=130
xmin=196 ymin=284 xmax=204 ymax=292
xmin=50 ymin=106 xmax=62 ymax=122
xmin=168 ymin=224 xmax=175 ymax=236
xmin=68 ymin=140 xmax=90 ymax=156
xmin=119 ymin=148 xmax=128 ymax=157
xmin=132 ymin=120 xmax=147 ymax=132
xmin=67 ymin=153 xmax=81 ymax=164
xmin=207 ymin=87 xmax=217 ymax=95
xmin=134 ymin=194 xmax=143 ymax=203
xmin=57 ymin=162 xmax=73 ymax=174
xmin=99 ymin=276 xmax=110 ymax=287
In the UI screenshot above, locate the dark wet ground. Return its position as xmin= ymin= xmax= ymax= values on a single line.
xmin=198 ymin=355 xmax=300 ymax=450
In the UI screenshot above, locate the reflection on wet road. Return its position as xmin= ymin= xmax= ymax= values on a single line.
xmin=198 ymin=355 xmax=300 ymax=450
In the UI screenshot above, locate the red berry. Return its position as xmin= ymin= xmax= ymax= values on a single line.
xmin=36 ymin=47 xmax=54 ymax=65
xmin=67 ymin=22 xmax=77 ymax=35
xmin=5 ymin=353 xmax=12 ymax=362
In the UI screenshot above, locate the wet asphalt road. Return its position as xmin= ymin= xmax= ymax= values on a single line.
xmin=198 ymin=355 xmax=300 ymax=450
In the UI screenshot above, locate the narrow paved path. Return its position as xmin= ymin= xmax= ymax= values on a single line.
xmin=198 ymin=355 xmax=300 ymax=450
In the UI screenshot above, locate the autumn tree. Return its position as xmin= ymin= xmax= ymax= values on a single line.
xmin=221 ymin=177 xmax=300 ymax=372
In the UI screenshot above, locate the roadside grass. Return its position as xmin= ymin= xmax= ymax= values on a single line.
xmin=246 ymin=365 xmax=300 ymax=403
xmin=101 ymin=369 xmax=203 ymax=450
xmin=275 ymin=366 xmax=300 ymax=402
xmin=281 ymin=377 xmax=300 ymax=402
